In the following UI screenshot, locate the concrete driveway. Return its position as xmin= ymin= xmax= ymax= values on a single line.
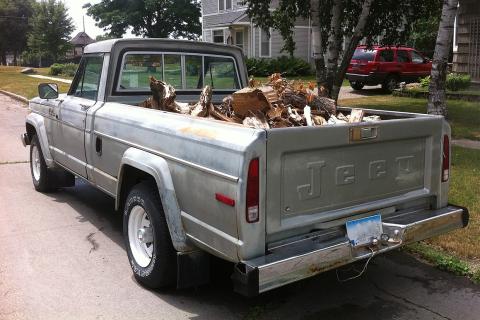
xmin=1 ymin=93 xmax=479 ymax=320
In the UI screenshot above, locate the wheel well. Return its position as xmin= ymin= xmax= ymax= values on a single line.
xmin=26 ymin=123 xmax=36 ymax=140
xmin=118 ymin=165 xmax=157 ymax=211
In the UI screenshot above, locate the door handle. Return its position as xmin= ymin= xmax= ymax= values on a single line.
xmin=95 ymin=136 xmax=102 ymax=155
xmin=80 ymin=103 xmax=92 ymax=111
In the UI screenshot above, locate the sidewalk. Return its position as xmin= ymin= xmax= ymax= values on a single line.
xmin=28 ymin=74 xmax=72 ymax=84
xmin=452 ymin=139 xmax=480 ymax=150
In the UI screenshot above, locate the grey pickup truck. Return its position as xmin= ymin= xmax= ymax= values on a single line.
xmin=21 ymin=38 xmax=468 ymax=296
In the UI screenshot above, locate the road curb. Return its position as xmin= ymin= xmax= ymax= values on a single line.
xmin=0 ymin=90 xmax=29 ymax=104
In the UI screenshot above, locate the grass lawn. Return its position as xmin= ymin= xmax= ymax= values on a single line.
xmin=0 ymin=66 xmax=71 ymax=99
xmin=340 ymin=95 xmax=480 ymax=141
xmin=424 ymin=146 xmax=480 ymax=260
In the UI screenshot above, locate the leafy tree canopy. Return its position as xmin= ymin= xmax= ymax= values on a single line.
xmin=27 ymin=0 xmax=74 ymax=65
xmin=0 ymin=0 xmax=34 ymax=64
xmin=87 ymin=0 xmax=201 ymax=39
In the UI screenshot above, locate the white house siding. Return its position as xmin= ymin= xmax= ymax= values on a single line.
xmin=202 ymin=0 xmax=218 ymax=15
xmin=253 ymin=27 xmax=310 ymax=61
xmin=203 ymin=10 xmax=247 ymax=28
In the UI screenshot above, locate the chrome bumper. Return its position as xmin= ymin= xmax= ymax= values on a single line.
xmin=233 ymin=205 xmax=468 ymax=296
xmin=20 ymin=133 xmax=30 ymax=147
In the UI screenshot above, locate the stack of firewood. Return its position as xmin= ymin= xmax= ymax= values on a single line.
xmin=139 ymin=74 xmax=380 ymax=129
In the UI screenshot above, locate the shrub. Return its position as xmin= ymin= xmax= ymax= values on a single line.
xmin=420 ymin=75 xmax=430 ymax=88
xmin=246 ymin=56 xmax=313 ymax=77
xmin=446 ymin=73 xmax=471 ymax=91
xmin=418 ymin=73 xmax=471 ymax=92
xmin=48 ymin=63 xmax=78 ymax=77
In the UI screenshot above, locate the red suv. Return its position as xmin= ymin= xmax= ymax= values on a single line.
xmin=346 ymin=46 xmax=432 ymax=92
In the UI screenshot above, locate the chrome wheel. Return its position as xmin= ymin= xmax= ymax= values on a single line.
xmin=128 ymin=205 xmax=154 ymax=267
xmin=31 ymin=144 xmax=41 ymax=181
xmin=386 ymin=78 xmax=398 ymax=92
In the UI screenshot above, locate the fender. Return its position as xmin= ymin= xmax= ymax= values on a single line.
xmin=117 ymin=147 xmax=192 ymax=252
xmin=26 ymin=112 xmax=54 ymax=167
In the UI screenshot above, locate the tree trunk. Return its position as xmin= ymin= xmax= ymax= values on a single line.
xmin=13 ymin=50 xmax=17 ymax=66
xmin=310 ymin=0 xmax=327 ymax=95
xmin=331 ymin=0 xmax=374 ymax=102
xmin=0 ymin=51 xmax=6 ymax=65
xmin=325 ymin=0 xmax=343 ymax=95
xmin=427 ymin=0 xmax=458 ymax=116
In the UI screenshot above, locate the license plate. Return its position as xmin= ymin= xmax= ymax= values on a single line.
xmin=346 ymin=214 xmax=383 ymax=247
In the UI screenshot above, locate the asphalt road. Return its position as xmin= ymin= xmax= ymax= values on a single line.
xmin=1 ymin=93 xmax=479 ymax=320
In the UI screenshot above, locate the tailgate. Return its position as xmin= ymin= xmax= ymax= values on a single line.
xmin=265 ymin=112 xmax=444 ymax=240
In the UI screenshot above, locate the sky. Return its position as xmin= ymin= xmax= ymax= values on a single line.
xmin=63 ymin=0 xmax=136 ymax=39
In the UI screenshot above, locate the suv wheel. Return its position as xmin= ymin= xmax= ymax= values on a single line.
xmin=382 ymin=75 xmax=399 ymax=93
xmin=30 ymin=135 xmax=56 ymax=192
xmin=124 ymin=181 xmax=176 ymax=288
xmin=350 ymin=81 xmax=365 ymax=90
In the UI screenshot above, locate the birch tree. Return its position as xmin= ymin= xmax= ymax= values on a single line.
xmin=427 ymin=0 xmax=459 ymax=116
xmin=246 ymin=0 xmax=441 ymax=102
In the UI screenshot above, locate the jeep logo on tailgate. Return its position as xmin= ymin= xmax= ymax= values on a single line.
xmin=282 ymin=139 xmax=425 ymax=215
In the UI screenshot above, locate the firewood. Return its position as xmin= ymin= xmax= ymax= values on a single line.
xmin=232 ymin=87 xmax=271 ymax=117
xmin=349 ymin=108 xmax=365 ymax=123
xmin=190 ymin=86 xmax=214 ymax=117
xmin=242 ymin=110 xmax=270 ymax=129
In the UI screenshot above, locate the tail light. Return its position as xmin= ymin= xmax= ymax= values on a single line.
xmin=246 ymin=158 xmax=259 ymax=223
xmin=442 ymin=134 xmax=450 ymax=182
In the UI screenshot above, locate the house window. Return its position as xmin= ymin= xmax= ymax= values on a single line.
xmin=219 ymin=0 xmax=232 ymax=11
xmin=213 ymin=30 xmax=224 ymax=43
xmin=235 ymin=31 xmax=244 ymax=50
xmin=260 ymin=29 xmax=271 ymax=57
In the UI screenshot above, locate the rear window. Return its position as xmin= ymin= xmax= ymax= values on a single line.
xmin=352 ymin=49 xmax=377 ymax=61
xmin=118 ymin=52 xmax=240 ymax=92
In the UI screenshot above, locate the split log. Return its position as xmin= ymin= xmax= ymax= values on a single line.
xmin=232 ymin=87 xmax=272 ymax=117
xmin=190 ymin=86 xmax=214 ymax=117
xmin=349 ymin=108 xmax=365 ymax=123
xmin=243 ymin=110 xmax=270 ymax=129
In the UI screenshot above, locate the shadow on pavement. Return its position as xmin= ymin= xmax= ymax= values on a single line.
xmin=43 ymin=178 xmax=480 ymax=320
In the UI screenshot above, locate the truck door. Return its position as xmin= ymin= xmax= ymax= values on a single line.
xmin=53 ymin=54 xmax=104 ymax=178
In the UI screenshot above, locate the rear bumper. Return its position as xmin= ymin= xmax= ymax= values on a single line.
xmin=346 ymin=72 xmax=387 ymax=85
xmin=232 ymin=205 xmax=468 ymax=296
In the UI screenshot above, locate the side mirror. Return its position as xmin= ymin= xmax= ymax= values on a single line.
xmin=38 ymin=83 xmax=59 ymax=99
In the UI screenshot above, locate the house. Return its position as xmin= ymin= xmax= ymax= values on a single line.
xmin=453 ymin=0 xmax=480 ymax=83
xmin=66 ymin=31 xmax=95 ymax=61
xmin=201 ymin=0 xmax=312 ymax=62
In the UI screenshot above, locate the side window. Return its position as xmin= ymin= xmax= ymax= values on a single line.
xmin=164 ymin=55 xmax=182 ymax=89
xmin=70 ymin=55 xmax=104 ymax=100
xmin=119 ymin=54 xmax=163 ymax=90
xmin=397 ymin=50 xmax=411 ymax=63
xmin=204 ymin=56 xmax=240 ymax=89
xmin=412 ymin=51 xmax=425 ymax=64
xmin=185 ymin=55 xmax=203 ymax=89
xmin=378 ymin=50 xmax=394 ymax=62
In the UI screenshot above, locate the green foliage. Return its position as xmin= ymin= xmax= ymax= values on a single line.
xmin=0 ymin=0 xmax=34 ymax=64
xmin=446 ymin=73 xmax=471 ymax=91
xmin=246 ymin=56 xmax=313 ymax=77
xmin=87 ymin=0 xmax=201 ymax=39
xmin=419 ymin=73 xmax=471 ymax=91
xmin=26 ymin=0 xmax=74 ymax=66
xmin=48 ymin=63 xmax=77 ymax=77
xmin=406 ymin=14 xmax=441 ymax=58
xmin=420 ymin=75 xmax=431 ymax=88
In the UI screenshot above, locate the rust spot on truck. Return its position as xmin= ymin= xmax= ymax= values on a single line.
xmin=179 ymin=126 xmax=219 ymax=139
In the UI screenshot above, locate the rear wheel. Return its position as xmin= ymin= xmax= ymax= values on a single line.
xmin=124 ymin=181 xmax=176 ymax=288
xmin=350 ymin=81 xmax=365 ymax=90
xmin=382 ymin=75 xmax=399 ymax=93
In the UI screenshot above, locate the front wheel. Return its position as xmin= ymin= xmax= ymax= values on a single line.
xmin=350 ymin=81 xmax=365 ymax=90
xmin=30 ymin=135 xmax=55 ymax=192
xmin=123 ymin=181 xmax=176 ymax=288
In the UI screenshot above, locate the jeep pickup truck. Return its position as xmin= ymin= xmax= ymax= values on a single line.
xmin=21 ymin=39 xmax=468 ymax=296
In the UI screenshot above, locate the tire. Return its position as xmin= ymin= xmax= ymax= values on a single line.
xmin=123 ymin=181 xmax=176 ymax=288
xmin=30 ymin=134 xmax=56 ymax=192
xmin=350 ymin=81 xmax=365 ymax=90
xmin=382 ymin=75 xmax=399 ymax=93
